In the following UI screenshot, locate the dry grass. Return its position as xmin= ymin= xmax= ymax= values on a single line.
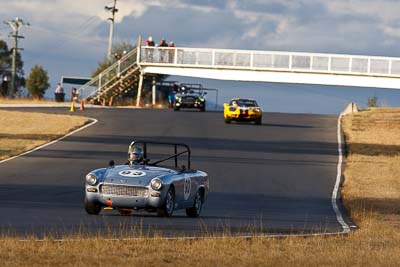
xmin=1 ymin=108 xmax=400 ymax=266
xmin=342 ymin=108 xmax=400 ymax=225
xmin=0 ymin=110 xmax=89 ymax=160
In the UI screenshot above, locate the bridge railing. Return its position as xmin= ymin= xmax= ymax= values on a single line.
xmin=78 ymin=48 xmax=138 ymax=100
xmin=140 ymin=47 xmax=400 ymax=78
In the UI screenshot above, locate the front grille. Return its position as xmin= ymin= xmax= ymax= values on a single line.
xmin=182 ymin=97 xmax=196 ymax=104
xmin=101 ymin=184 xmax=149 ymax=197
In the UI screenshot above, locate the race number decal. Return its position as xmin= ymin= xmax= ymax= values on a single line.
xmin=118 ymin=170 xmax=146 ymax=177
xmin=183 ymin=177 xmax=191 ymax=200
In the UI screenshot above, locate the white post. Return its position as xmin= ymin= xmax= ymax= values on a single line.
xmin=137 ymin=35 xmax=142 ymax=64
xmin=117 ymin=60 xmax=121 ymax=77
xmin=152 ymin=76 xmax=156 ymax=107
xmin=174 ymin=48 xmax=178 ymax=64
xmin=136 ymin=71 xmax=144 ymax=107
xmin=99 ymin=74 xmax=102 ymax=90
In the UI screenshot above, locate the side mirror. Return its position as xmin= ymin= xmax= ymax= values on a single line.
xmin=203 ymin=92 xmax=207 ymax=95
xmin=109 ymin=160 xmax=115 ymax=168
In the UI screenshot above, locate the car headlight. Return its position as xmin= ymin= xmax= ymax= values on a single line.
xmin=254 ymin=108 xmax=262 ymax=112
xmin=150 ymin=178 xmax=163 ymax=190
xmin=86 ymin=173 xmax=97 ymax=186
xmin=198 ymin=97 xmax=205 ymax=102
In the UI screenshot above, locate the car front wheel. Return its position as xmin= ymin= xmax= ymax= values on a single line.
xmin=84 ymin=197 xmax=102 ymax=215
xmin=186 ymin=190 xmax=203 ymax=217
xmin=157 ymin=187 xmax=175 ymax=217
xmin=224 ymin=118 xmax=231 ymax=124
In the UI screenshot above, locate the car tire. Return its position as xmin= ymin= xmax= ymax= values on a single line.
xmin=200 ymin=107 xmax=205 ymax=112
xmin=84 ymin=197 xmax=102 ymax=215
xmin=186 ymin=189 xmax=203 ymax=218
xmin=174 ymin=107 xmax=180 ymax=111
xmin=157 ymin=187 xmax=175 ymax=217
xmin=224 ymin=118 xmax=231 ymax=124
xmin=255 ymin=118 xmax=262 ymax=125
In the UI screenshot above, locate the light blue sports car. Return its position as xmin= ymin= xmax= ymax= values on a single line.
xmin=84 ymin=141 xmax=209 ymax=217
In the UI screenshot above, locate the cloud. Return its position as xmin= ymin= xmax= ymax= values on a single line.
xmin=1 ymin=0 xmax=400 ymax=95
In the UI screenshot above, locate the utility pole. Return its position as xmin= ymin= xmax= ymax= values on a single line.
xmin=105 ymin=0 xmax=118 ymax=63
xmin=4 ymin=17 xmax=29 ymax=97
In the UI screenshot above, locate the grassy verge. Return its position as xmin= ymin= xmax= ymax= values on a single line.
xmin=0 ymin=108 xmax=399 ymax=266
xmin=0 ymin=110 xmax=90 ymax=160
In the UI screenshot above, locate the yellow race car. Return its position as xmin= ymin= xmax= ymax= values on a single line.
xmin=223 ymin=98 xmax=263 ymax=125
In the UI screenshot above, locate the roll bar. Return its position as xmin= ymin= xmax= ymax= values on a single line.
xmin=129 ymin=140 xmax=191 ymax=169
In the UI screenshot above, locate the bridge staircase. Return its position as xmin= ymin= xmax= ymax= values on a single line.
xmin=77 ymin=47 xmax=141 ymax=105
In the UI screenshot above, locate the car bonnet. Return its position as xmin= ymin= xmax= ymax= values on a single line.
xmin=103 ymin=165 xmax=175 ymax=186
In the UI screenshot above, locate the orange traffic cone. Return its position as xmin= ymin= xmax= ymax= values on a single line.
xmin=69 ymin=101 xmax=75 ymax=112
xmin=108 ymin=96 xmax=113 ymax=106
xmin=80 ymin=100 xmax=85 ymax=111
xmin=101 ymin=99 xmax=106 ymax=106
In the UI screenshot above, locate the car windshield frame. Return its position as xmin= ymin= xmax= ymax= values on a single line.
xmin=230 ymin=99 xmax=258 ymax=107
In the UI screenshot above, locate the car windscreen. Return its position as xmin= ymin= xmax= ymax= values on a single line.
xmin=231 ymin=100 xmax=257 ymax=107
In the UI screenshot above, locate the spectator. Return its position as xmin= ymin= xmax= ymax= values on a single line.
xmin=55 ymin=83 xmax=63 ymax=93
xmin=159 ymin=38 xmax=168 ymax=47
xmin=145 ymin=36 xmax=155 ymax=62
xmin=54 ymin=83 xmax=65 ymax=102
xmin=146 ymin=36 xmax=155 ymax=46
xmin=1 ymin=74 xmax=8 ymax=97
xmin=168 ymin=41 xmax=175 ymax=63
xmin=168 ymin=88 xmax=175 ymax=108
xmin=159 ymin=38 xmax=168 ymax=62
xmin=71 ymin=87 xmax=78 ymax=102
xmin=114 ymin=52 xmax=121 ymax=61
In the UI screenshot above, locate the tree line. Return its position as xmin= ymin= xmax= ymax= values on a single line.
xmin=1 ymin=39 xmax=49 ymax=99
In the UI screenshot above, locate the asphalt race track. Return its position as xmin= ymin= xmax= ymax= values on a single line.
xmin=0 ymin=107 xmax=352 ymax=238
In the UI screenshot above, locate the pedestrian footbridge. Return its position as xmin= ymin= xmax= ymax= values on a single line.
xmin=78 ymin=38 xmax=400 ymax=106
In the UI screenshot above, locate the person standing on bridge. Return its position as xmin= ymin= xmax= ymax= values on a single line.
xmin=146 ymin=36 xmax=155 ymax=46
xmin=145 ymin=36 xmax=155 ymax=62
xmin=159 ymin=38 xmax=168 ymax=62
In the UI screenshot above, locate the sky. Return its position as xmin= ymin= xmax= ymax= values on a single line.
xmin=1 ymin=0 xmax=400 ymax=114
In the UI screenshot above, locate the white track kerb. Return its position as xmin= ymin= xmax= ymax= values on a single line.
xmin=332 ymin=113 xmax=351 ymax=233
xmin=0 ymin=118 xmax=98 ymax=165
